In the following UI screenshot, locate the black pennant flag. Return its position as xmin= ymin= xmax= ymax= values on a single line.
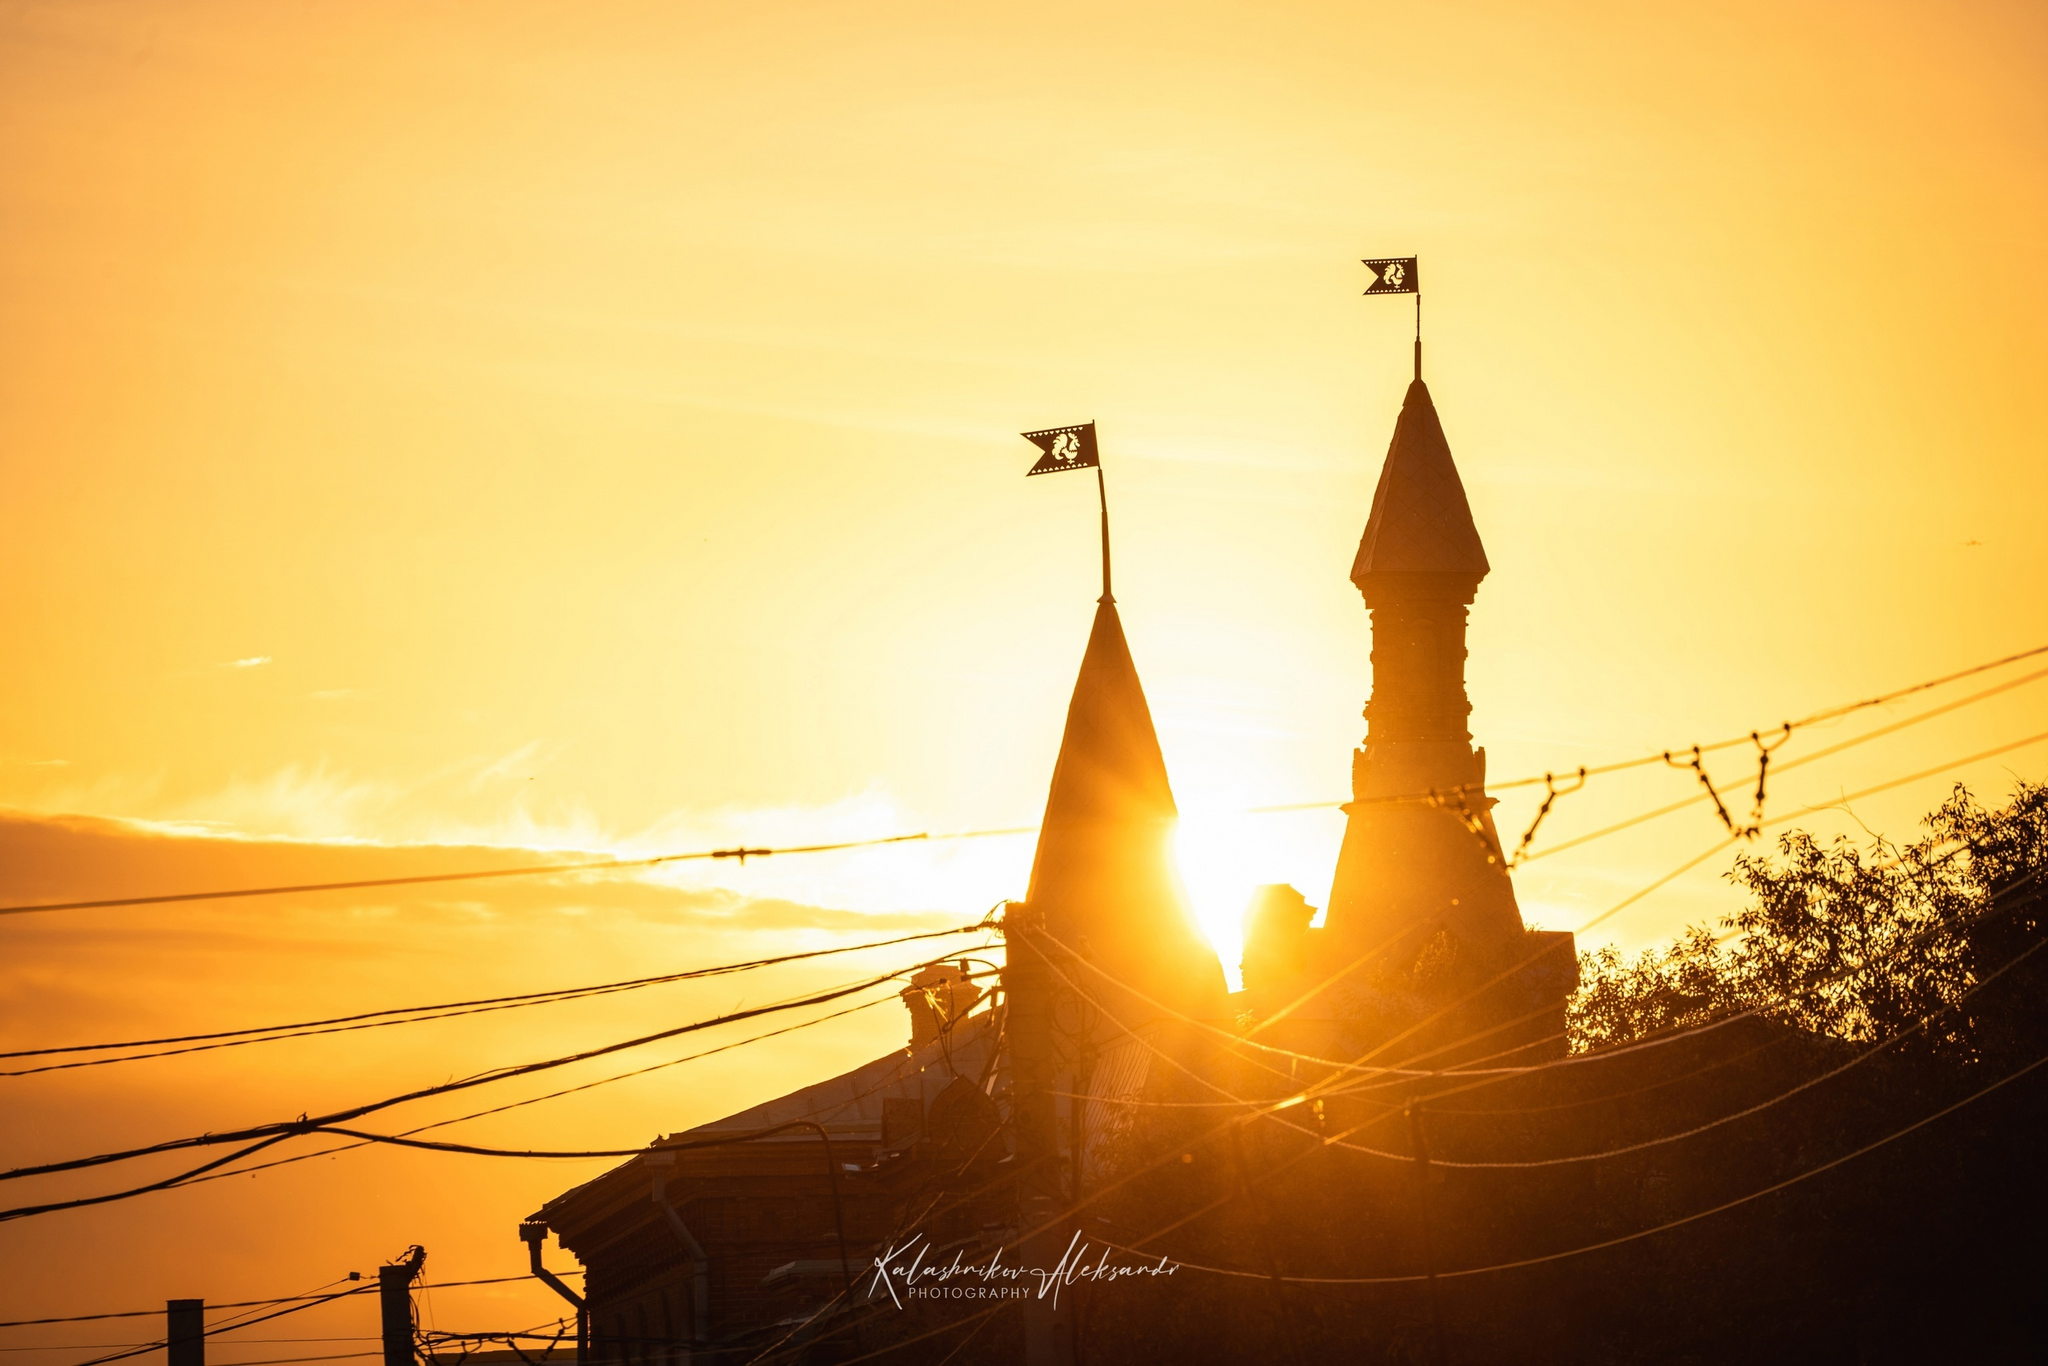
xmin=1362 ymin=257 xmax=1419 ymax=295
xmin=1021 ymin=422 xmax=1099 ymax=477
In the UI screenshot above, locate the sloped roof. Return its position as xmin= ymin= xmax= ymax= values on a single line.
xmin=1350 ymin=378 xmax=1490 ymax=582
xmin=682 ymin=1007 xmax=1004 ymax=1141
xmin=529 ymin=1007 xmax=1006 ymax=1230
xmin=1024 ymin=602 xmax=1226 ymax=1019
xmin=1026 ymin=602 xmax=1177 ymax=848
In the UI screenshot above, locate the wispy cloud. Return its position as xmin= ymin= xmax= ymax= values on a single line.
xmin=6 ymin=757 xmax=1032 ymax=923
xmin=222 ymin=656 xmax=272 ymax=669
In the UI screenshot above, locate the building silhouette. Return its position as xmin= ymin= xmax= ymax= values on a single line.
xmin=527 ymin=587 xmax=1224 ymax=1362
xmin=526 ymin=374 xmax=1586 ymax=1360
xmin=1238 ymin=376 xmax=1576 ymax=1061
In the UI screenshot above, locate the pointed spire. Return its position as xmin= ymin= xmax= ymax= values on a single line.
xmin=1350 ymin=379 xmax=1489 ymax=584
xmin=1024 ymin=602 xmax=1226 ymax=1020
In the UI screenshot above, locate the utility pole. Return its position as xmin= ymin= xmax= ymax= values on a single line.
xmin=1228 ymin=1123 xmax=1306 ymax=1366
xmin=380 ymin=1248 xmax=425 ymax=1366
xmin=167 ymin=1299 xmax=204 ymax=1366
xmin=1407 ymin=1103 xmax=1449 ymax=1366
xmin=1002 ymin=901 xmax=1075 ymax=1366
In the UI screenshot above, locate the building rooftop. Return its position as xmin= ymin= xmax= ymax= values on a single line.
xmin=1350 ymin=378 xmax=1490 ymax=583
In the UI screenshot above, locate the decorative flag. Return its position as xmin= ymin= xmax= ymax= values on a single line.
xmin=1021 ymin=422 xmax=1100 ymax=477
xmin=1362 ymin=257 xmax=1419 ymax=295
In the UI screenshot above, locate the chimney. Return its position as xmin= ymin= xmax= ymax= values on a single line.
xmin=900 ymin=962 xmax=982 ymax=1050
xmin=1240 ymin=884 xmax=1317 ymax=997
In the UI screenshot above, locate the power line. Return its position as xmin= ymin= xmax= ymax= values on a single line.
xmin=71 ymin=1287 xmax=378 ymax=1366
xmin=1228 ymin=713 xmax=2048 ymax=1048
xmin=180 ymin=950 xmax=1000 ymax=1189
xmin=271 ymin=1115 xmax=894 ymax=1162
xmin=193 ymin=979 xmax=1008 ymax=1164
xmin=1015 ymin=860 xmax=2039 ymax=1204
xmin=178 ymin=991 xmax=909 ymax=1189
xmin=1 ymin=1342 xmax=381 ymax=1353
xmin=24 ymin=1281 xmax=582 ymax=1366
xmin=1560 ymin=723 xmax=2048 ymax=937
xmin=0 ymin=1280 xmax=566 ymax=1332
xmin=1109 ymin=1042 xmax=2048 ymax=1286
xmin=1496 ymin=641 xmax=2048 ymax=798
xmin=1 ymin=924 xmax=988 ymax=1075
xmin=1520 ymin=665 xmax=2048 ymax=862
xmin=4 ymin=658 xmax=2037 ymax=1255
xmin=1270 ymin=925 xmax=2048 ymax=1171
xmin=809 ymin=1305 xmax=1008 ymax=1366
xmin=0 ymin=831 xmax=1032 ymax=919
xmin=1753 ymin=727 xmax=2048 ymax=833
xmin=0 ymin=954 xmax=965 ymax=1222
xmin=6 ymin=645 xmax=2038 ymax=923
xmin=1248 ymin=641 xmax=2048 ymax=818
xmin=9 ymin=964 xmax=1001 ymax=1242
xmin=1028 ymin=828 xmax=1801 ymax=1093
xmin=402 ymin=979 xmax=1003 ymax=1162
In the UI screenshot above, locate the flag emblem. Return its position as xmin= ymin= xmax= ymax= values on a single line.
xmin=1362 ymin=257 xmax=1419 ymax=295
xmin=1021 ymin=422 xmax=1099 ymax=476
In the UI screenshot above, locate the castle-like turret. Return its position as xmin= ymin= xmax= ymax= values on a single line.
xmin=1320 ymin=376 xmax=1525 ymax=971
xmin=1021 ymin=600 xmax=1227 ymax=1021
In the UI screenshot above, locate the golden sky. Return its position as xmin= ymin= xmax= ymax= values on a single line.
xmin=3 ymin=0 xmax=2046 ymax=1336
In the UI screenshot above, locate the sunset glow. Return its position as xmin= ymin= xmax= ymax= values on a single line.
xmin=4 ymin=0 xmax=2046 ymax=1352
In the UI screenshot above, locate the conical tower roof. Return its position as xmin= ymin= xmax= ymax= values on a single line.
xmin=1024 ymin=602 xmax=1226 ymax=1021
xmin=1351 ymin=379 xmax=1489 ymax=583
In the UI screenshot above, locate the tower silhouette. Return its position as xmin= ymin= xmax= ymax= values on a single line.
xmin=1322 ymin=375 xmax=1524 ymax=966
xmin=1023 ymin=600 xmax=1228 ymax=1021
xmin=1238 ymin=374 xmax=1576 ymax=1055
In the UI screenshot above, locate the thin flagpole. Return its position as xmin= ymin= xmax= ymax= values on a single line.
xmin=1095 ymin=461 xmax=1114 ymax=604
xmin=1414 ymin=289 xmax=1422 ymax=381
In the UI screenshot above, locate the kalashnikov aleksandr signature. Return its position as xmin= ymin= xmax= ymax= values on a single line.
xmin=866 ymin=1232 xmax=1179 ymax=1310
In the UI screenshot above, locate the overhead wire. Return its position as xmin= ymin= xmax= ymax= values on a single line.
xmin=337 ymin=758 xmax=2040 ymax=1339
xmin=179 ymin=989 xmax=910 ymax=1188
xmin=172 ymin=945 xmax=1000 ymax=1199
xmin=1245 ymin=641 xmax=2048 ymax=821
xmin=266 ymin=983 xmax=1009 ymax=1162
xmin=1526 ymin=724 xmax=2048 ymax=939
xmin=1069 ymin=821 xmax=2030 ymax=1156
xmin=1270 ymin=921 xmax=2048 ymax=1171
xmin=6 ymin=957 xmax=1006 ymax=1233
xmin=49 ymin=1292 xmax=569 ymax=1366
xmin=0 ymin=1280 xmax=563 ymax=1333
xmin=0 ymin=951 xmax=984 ymax=1222
xmin=1104 ymin=1042 xmax=2048 ymax=1286
xmin=4 ymin=645 xmax=2039 ymax=922
xmin=1240 ymin=706 xmax=2048 ymax=1039
xmin=1523 ymin=670 xmax=2048 ymax=863
xmin=0 ymin=1342 xmax=380 ymax=1353
xmin=188 ymin=954 xmax=1002 ymax=1189
xmin=988 ymin=857 xmax=2045 ymax=1265
xmin=0 ymin=820 xmax=965 ymax=924
xmin=1483 ymin=642 xmax=2048 ymax=801
xmin=180 ymin=1354 xmax=380 ymax=1366
xmin=0 ymin=831 xmax=1035 ymax=919
xmin=1044 ymin=854 xmax=2043 ymax=1125
xmin=728 ymin=1013 xmax=1018 ymax=1366
xmin=2 ymin=649 xmax=2040 ymax=1310
xmin=68 ymin=1287 xmax=378 ymax=1366
xmin=1 ymin=924 xmax=988 ymax=1075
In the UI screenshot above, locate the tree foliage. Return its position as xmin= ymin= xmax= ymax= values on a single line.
xmin=1569 ymin=780 xmax=2048 ymax=1052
